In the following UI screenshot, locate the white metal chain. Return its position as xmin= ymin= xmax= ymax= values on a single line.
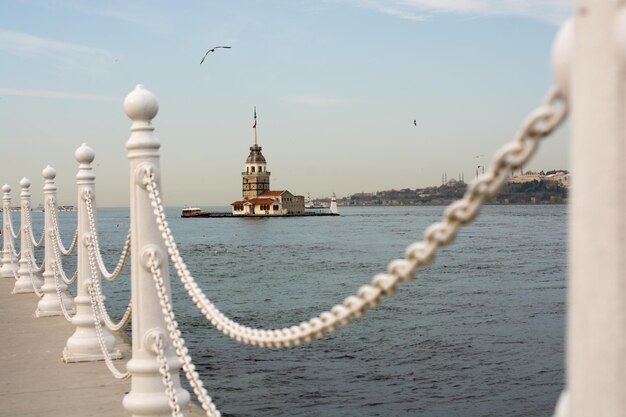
xmin=4 ymin=239 xmax=20 ymax=281
xmin=23 ymin=201 xmax=44 ymax=248
xmin=143 ymin=86 xmax=567 ymax=348
xmin=148 ymin=253 xmax=221 ymax=417
xmin=150 ymin=332 xmax=184 ymax=417
xmin=9 ymin=261 xmax=20 ymax=280
xmin=23 ymin=227 xmax=45 ymax=273
xmin=49 ymin=198 xmax=78 ymax=255
xmin=50 ymin=228 xmax=77 ymax=284
xmin=85 ymin=235 xmax=130 ymax=380
xmin=34 ymin=229 xmax=45 ymax=248
xmin=4 ymin=203 xmax=19 ymax=240
xmin=7 ymin=234 xmax=20 ymax=258
xmin=51 ymin=262 xmax=76 ymax=322
xmin=86 ymin=235 xmax=132 ymax=332
xmin=25 ymin=250 xmax=43 ymax=298
xmin=83 ymin=191 xmax=131 ymax=281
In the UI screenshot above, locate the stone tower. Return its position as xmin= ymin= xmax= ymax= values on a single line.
xmin=242 ymin=143 xmax=270 ymax=199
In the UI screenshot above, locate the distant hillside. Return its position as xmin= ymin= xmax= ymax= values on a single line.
xmin=336 ymin=171 xmax=568 ymax=206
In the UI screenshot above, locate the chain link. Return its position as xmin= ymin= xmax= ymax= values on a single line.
xmin=4 ymin=202 xmax=19 ymax=240
xmin=3 ymin=231 xmax=20 ymax=281
xmin=49 ymin=198 xmax=78 ymax=255
xmin=150 ymin=332 xmax=184 ymax=417
xmin=141 ymin=86 xmax=567 ymax=349
xmin=51 ymin=262 xmax=76 ymax=322
xmin=22 ymin=200 xmax=44 ymax=248
xmin=50 ymin=228 xmax=77 ymax=285
xmin=23 ymin=226 xmax=45 ymax=273
xmin=24 ymin=250 xmax=43 ymax=298
xmin=34 ymin=229 xmax=45 ymax=248
xmin=84 ymin=234 xmax=130 ymax=380
xmin=148 ymin=254 xmax=221 ymax=417
xmin=86 ymin=234 xmax=132 ymax=332
xmin=6 ymin=228 xmax=20 ymax=258
xmin=83 ymin=191 xmax=131 ymax=281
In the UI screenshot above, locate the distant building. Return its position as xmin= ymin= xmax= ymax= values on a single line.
xmin=508 ymin=170 xmax=569 ymax=188
xmin=231 ymin=135 xmax=304 ymax=216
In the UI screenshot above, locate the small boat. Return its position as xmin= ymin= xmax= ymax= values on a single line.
xmin=305 ymin=193 xmax=329 ymax=210
xmin=181 ymin=207 xmax=203 ymax=217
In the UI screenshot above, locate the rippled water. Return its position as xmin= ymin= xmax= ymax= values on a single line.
xmin=44 ymin=204 xmax=565 ymax=417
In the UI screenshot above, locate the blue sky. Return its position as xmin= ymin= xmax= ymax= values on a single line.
xmin=0 ymin=0 xmax=571 ymax=207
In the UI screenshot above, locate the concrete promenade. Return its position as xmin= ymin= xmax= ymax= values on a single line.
xmin=0 ymin=277 xmax=202 ymax=417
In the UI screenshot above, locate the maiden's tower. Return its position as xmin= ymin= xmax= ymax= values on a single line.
xmin=230 ymin=109 xmax=305 ymax=216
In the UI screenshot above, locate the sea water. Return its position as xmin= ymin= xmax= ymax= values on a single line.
xmin=41 ymin=204 xmax=565 ymax=417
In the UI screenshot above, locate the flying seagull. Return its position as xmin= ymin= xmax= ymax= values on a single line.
xmin=200 ymin=46 xmax=231 ymax=64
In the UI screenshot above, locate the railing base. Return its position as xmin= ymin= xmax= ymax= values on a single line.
xmin=13 ymin=275 xmax=42 ymax=294
xmin=35 ymin=308 xmax=76 ymax=318
xmin=12 ymin=287 xmax=37 ymax=294
xmin=62 ymin=347 xmax=122 ymax=363
xmin=0 ymin=263 xmax=18 ymax=279
xmin=35 ymin=289 xmax=74 ymax=318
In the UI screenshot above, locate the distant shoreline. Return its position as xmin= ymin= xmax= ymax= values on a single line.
xmin=338 ymin=201 xmax=567 ymax=207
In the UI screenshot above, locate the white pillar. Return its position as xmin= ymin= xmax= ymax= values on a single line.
xmin=0 ymin=184 xmax=19 ymax=278
xmin=567 ymin=1 xmax=626 ymax=415
xmin=13 ymin=177 xmax=42 ymax=294
xmin=122 ymin=85 xmax=190 ymax=416
xmin=36 ymin=165 xmax=75 ymax=317
xmin=63 ymin=144 xmax=120 ymax=362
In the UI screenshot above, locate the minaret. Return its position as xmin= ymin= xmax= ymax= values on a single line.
xmin=242 ymin=107 xmax=270 ymax=199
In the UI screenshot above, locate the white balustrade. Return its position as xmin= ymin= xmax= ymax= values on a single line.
xmin=0 ymin=184 xmax=19 ymax=278
xmin=63 ymin=144 xmax=121 ymax=362
xmin=13 ymin=178 xmax=42 ymax=294
xmin=122 ymin=85 xmax=190 ymax=416
xmin=35 ymin=165 xmax=75 ymax=317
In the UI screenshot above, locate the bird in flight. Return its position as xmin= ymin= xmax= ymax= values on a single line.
xmin=200 ymin=46 xmax=231 ymax=64
xmin=413 ymin=119 xmax=417 ymax=126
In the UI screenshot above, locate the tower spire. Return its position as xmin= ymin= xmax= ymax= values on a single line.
xmin=253 ymin=106 xmax=257 ymax=146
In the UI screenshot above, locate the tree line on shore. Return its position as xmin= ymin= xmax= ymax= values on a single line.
xmin=335 ymin=176 xmax=568 ymax=206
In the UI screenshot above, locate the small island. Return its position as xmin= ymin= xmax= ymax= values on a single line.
xmin=182 ymin=112 xmax=338 ymax=218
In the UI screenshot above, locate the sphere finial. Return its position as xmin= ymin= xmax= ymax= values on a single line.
xmin=124 ymin=84 xmax=159 ymax=124
xmin=75 ymin=143 xmax=95 ymax=164
xmin=2 ymin=184 xmax=10 ymax=193
xmin=20 ymin=177 xmax=30 ymax=189
xmin=42 ymin=165 xmax=57 ymax=180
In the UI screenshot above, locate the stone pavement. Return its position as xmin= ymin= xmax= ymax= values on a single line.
xmin=0 ymin=277 xmax=203 ymax=417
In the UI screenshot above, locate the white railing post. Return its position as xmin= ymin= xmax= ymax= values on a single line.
xmin=13 ymin=177 xmax=42 ymax=293
xmin=0 ymin=184 xmax=19 ymax=278
xmin=35 ymin=165 xmax=75 ymax=317
xmin=122 ymin=85 xmax=190 ymax=416
xmin=63 ymin=144 xmax=120 ymax=362
xmin=564 ymin=1 xmax=626 ymax=415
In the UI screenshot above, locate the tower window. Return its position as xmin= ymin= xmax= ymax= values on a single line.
xmin=251 ymin=166 xmax=255 ymax=173
xmin=258 ymin=166 xmax=262 ymax=172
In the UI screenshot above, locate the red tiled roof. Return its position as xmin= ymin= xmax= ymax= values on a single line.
xmin=247 ymin=198 xmax=276 ymax=205
xmin=259 ymin=190 xmax=286 ymax=197
xmin=230 ymin=200 xmax=247 ymax=206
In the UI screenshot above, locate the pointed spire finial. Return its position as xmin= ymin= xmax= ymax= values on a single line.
xmin=253 ymin=106 xmax=258 ymax=146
